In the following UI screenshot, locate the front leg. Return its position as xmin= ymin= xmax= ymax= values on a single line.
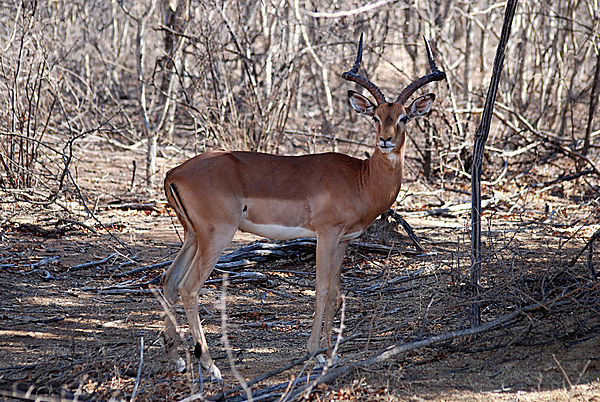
xmin=322 ymin=240 xmax=348 ymax=352
xmin=308 ymin=232 xmax=348 ymax=359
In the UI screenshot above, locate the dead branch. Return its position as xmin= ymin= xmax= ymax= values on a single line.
xmin=70 ymin=253 xmax=117 ymax=271
xmin=385 ymin=209 xmax=424 ymax=251
xmin=533 ymin=168 xmax=595 ymax=189
xmin=404 ymin=199 xmax=495 ymax=218
xmin=116 ymin=236 xmax=417 ymax=279
xmin=285 ymin=300 xmax=569 ymax=400
xmin=303 ymin=0 xmax=398 ymax=19
xmin=582 ymin=44 xmax=600 ymax=158
xmin=208 ymin=332 xmax=365 ymax=402
xmin=215 ymin=303 xmax=538 ymax=401
xmin=115 ymin=260 xmax=171 ymax=277
xmin=100 ymin=202 xmax=158 ymax=212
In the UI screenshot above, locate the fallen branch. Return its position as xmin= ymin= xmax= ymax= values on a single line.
xmin=70 ymin=253 xmax=117 ymax=271
xmin=280 ymin=277 xmax=600 ymax=401
xmin=98 ymin=288 xmax=156 ymax=295
xmin=3 ymin=315 xmax=65 ymax=327
xmin=58 ymin=218 xmax=98 ymax=234
xmin=116 ymin=260 xmax=171 ymax=277
xmin=116 ymin=236 xmax=415 ymax=279
xmin=403 ymin=199 xmax=495 ymax=217
xmin=385 ymin=209 xmax=424 ymax=251
xmin=208 ymin=332 xmax=365 ymax=401
xmin=533 ymin=168 xmax=594 ymax=189
xmin=0 ymin=388 xmax=74 ymax=402
xmin=101 ymin=202 xmax=158 ymax=212
xmin=286 ymin=300 xmax=565 ymax=400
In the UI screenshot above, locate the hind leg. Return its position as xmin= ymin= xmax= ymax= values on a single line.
xmin=163 ymin=234 xmax=198 ymax=372
xmin=179 ymin=224 xmax=238 ymax=381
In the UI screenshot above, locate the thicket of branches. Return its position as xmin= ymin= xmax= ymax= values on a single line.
xmin=0 ymin=0 xmax=598 ymax=200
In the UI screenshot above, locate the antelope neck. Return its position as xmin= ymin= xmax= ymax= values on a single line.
xmin=361 ymin=148 xmax=404 ymax=209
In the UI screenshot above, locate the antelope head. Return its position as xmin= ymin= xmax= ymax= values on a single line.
xmin=343 ymin=34 xmax=446 ymax=159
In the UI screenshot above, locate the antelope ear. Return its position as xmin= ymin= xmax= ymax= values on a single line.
xmin=407 ymin=93 xmax=435 ymax=118
xmin=348 ymin=90 xmax=376 ymax=116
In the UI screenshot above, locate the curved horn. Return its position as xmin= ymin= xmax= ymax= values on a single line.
xmin=396 ymin=36 xmax=446 ymax=105
xmin=341 ymin=33 xmax=387 ymax=105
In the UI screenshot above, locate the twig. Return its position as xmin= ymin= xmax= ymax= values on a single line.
xmin=59 ymin=218 xmax=98 ymax=234
xmin=3 ymin=315 xmax=65 ymax=327
xmin=206 ymin=271 xmax=267 ymax=284
xmin=117 ymin=237 xmax=401 ymax=279
xmin=0 ymin=388 xmax=74 ymax=402
xmin=262 ymin=288 xmax=301 ymax=301
xmin=589 ymin=235 xmax=598 ymax=280
xmin=98 ymin=288 xmax=155 ymax=295
xmin=404 ymin=199 xmax=495 ymax=217
xmin=532 ymin=168 xmax=594 ymax=188
xmin=283 ymin=288 xmax=591 ymax=400
xmin=29 ymin=255 xmax=60 ymax=268
xmin=359 ymin=268 xmax=428 ymax=292
xmin=569 ymin=228 xmax=600 ymax=279
xmin=70 ymin=253 xmax=117 ymax=271
xmin=100 ymin=202 xmax=158 ymax=211
xmin=209 ymin=333 xmax=364 ymax=401
xmin=56 ymin=109 xmax=134 ymax=254
xmin=575 ymin=360 xmax=592 ymax=386
xmin=130 ymin=337 xmax=144 ymax=401
xmin=219 ymin=274 xmax=253 ymax=401
xmin=552 ymin=354 xmax=573 ymax=389
xmin=303 ymin=0 xmax=398 ymax=19
xmin=116 ymin=261 xmax=171 ymax=277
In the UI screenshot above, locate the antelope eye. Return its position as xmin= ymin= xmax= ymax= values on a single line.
xmin=372 ymin=115 xmax=381 ymax=124
xmin=398 ymin=115 xmax=409 ymax=124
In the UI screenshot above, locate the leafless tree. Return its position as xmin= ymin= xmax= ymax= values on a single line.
xmin=0 ymin=0 xmax=598 ymax=207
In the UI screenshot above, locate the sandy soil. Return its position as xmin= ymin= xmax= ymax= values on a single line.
xmin=1 ymin=144 xmax=599 ymax=401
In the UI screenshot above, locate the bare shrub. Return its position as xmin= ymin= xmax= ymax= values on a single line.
xmin=0 ymin=1 xmax=598 ymax=198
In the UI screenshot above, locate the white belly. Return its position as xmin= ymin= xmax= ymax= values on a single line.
xmin=340 ymin=231 xmax=363 ymax=241
xmin=238 ymin=219 xmax=317 ymax=240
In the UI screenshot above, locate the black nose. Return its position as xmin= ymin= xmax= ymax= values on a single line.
xmin=379 ymin=136 xmax=392 ymax=142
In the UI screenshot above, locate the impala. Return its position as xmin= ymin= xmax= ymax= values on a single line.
xmin=162 ymin=34 xmax=446 ymax=380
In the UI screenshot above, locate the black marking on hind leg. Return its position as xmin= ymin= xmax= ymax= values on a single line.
xmin=194 ymin=343 xmax=202 ymax=359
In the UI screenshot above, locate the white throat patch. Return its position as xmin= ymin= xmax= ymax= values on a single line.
xmin=385 ymin=152 xmax=399 ymax=165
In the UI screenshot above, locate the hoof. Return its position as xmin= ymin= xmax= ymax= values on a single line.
xmin=207 ymin=363 xmax=223 ymax=382
xmin=175 ymin=357 xmax=186 ymax=373
xmin=315 ymin=354 xmax=327 ymax=368
xmin=314 ymin=353 xmax=339 ymax=368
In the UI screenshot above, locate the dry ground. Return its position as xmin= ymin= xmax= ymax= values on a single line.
xmin=1 ymin=143 xmax=599 ymax=401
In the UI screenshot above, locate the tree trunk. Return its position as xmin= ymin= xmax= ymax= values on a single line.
xmin=471 ymin=0 xmax=518 ymax=328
